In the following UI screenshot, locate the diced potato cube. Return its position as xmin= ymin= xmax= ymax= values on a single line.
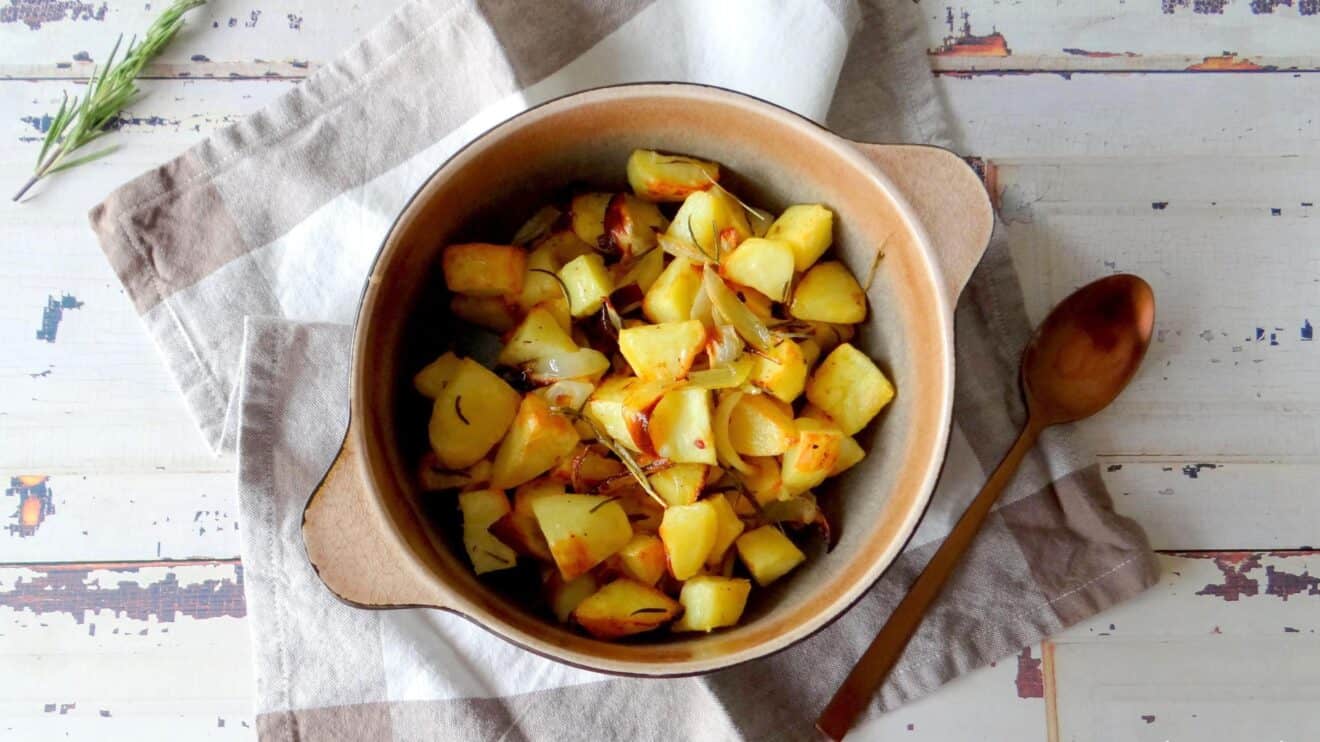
xmin=443 ymin=243 xmax=526 ymax=296
xmin=665 ymin=189 xmax=751 ymax=259
xmin=790 ymin=261 xmax=867 ymax=324
xmin=458 ymin=489 xmax=517 ymax=574
xmin=742 ymin=456 xmax=785 ymax=506
xmin=803 ymin=320 xmax=855 ymax=354
xmin=648 ymin=463 xmax=708 ymax=507
xmin=603 ymin=193 xmax=668 ymax=257
xmin=617 ymin=534 xmax=667 ymax=586
xmin=806 ymin=343 xmax=895 ymax=435
xmin=533 ymin=379 xmax=596 ymax=412
xmin=572 ymin=579 xmax=680 ymax=639
xmin=672 ymin=576 xmax=751 ymax=632
xmin=430 ymin=359 xmax=522 ymax=469
xmin=497 ymin=307 xmax=577 ymax=366
xmin=413 ymin=351 xmax=461 ymax=398
xmin=583 ymin=377 xmax=668 ymax=453
xmin=748 ymin=339 xmax=808 ymax=403
xmin=532 ymin=494 xmax=634 ymax=580
xmin=833 ymin=434 xmax=865 ymax=476
xmin=765 ymin=204 xmax=833 ymax=271
xmin=569 ymin=192 xmax=613 ymax=248
xmin=704 ymin=493 xmax=746 ymax=567
xmin=736 ymin=525 xmax=806 ymax=586
xmin=648 ymin=387 xmax=716 ymax=465
xmin=780 ymin=418 xmax=844 ymax=496
xmin=559 ymin=254 xmax=614 ymax=317
xmin=722 ymin=238 xmax=795 ymax=302
xmin=659 ymin=500 xmax=718 ymax=580
xmin=536 ymin=230 xmax=597 ymax=264
xmin=727 ymin=393 xmax=797 ymax=457
xmin=617 ymin=320 xmax=707 ymax=381
xmin=627 ymin=149 xmax=720 ymax=203
xmin=544 ymin=571 xmax=598 ymax=623
xmin=450 ymin=294 xmax=518 ymax=333
xmin=490 ymin=478 xmax=562 ymax=561
xmin=643 ymin=256 xmax=702 ymax=324
xmin=490 ymin=395 xmax=581 ymax=489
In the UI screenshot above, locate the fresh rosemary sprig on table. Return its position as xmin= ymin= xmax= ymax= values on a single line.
xmin=13 ymin=0 xmax=207 ymax=202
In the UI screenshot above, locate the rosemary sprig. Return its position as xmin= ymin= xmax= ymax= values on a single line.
xmin=13 ymin=0 xmax=207 ymax=202
xmin=551 ymin=405 xmax=666 ymax=508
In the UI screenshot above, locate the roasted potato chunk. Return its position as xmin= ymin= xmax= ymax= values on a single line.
xmin=790 ymin=261 xmax=867 ymax=324
xmin=498 ymin=306 xmax=578 ymax=366
xmin=722 ymin=237 xmax=795 ymax=302
xmin=533 ymin=494 xmax=633 ymax=580
xmin=569 ymin=192 xmax=613 ymax=247
xmin=617 ymin=533 xmax=667 ymax=586
xmin=781 ymin=418 xmax=845 ymax=496
xmin=450 ymin=294 xmax=518 ymax=333
xmin=443 ymin=243 xmax=526 ymax=296
xmin=736 ymin=525 xmax=806 ymax=586
xmin=704 ymin=493 xmax=746 ymax=567
xmin=748 ymin=338 xmax=809 ymax=403
xmin=648 ymin=387 xmax=717 ymax=465
xmin=459 ymin=489 xmax=517 ymax=575
xmin=490 ymin=395 xmax=580 ymax=489
xmin=665 ymin=189 xmax=751 ymax=259
xmin=806 ymin=343 xmax=895 ymax=435
xmin=672 ymin=576 xmax=751 ymax=633
xmin=559 ymin=253 xmax=614 ymax=317
xmin=573 ymin=579 xmax=680 ymax=639
xmin=765 ymin=204 xmax=833 ymax=271
xmin=627 ymin=149 xmax=720 ymax=202
xmin=617 ymin=320 xmax=706 ymax=380
xmin=603 ymin=193 xmax=668 ymax=257
xmin=430 ymin=359 xmax=522 ymax=469
xmin=643 ymin=256 xmax=702 ymax=324
xmin=727 ymin=393 xmax=797 ymax=457
xmin=545 ymin=571 xmax=598 ymax=623
xmin=648 ymin=463 xmax=708 ymax=507
xmin=413 ymin=351 xmax=462 ymax=399
xmin=659 ymin=500 xmax=718 ymax=580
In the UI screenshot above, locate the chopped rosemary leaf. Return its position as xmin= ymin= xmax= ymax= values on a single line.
xmin=630 ymin=607 xmax=669 ymax=615
xmin=454 ymin=395 xmax=470 ymax=425
xmin=589 ymin=495 xmax=622 ymax=514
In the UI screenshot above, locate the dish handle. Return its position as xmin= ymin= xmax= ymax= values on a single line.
xmin=303 ymin=420 xmax=452 ymax=609
xmin=851 ymin=143 xmax=994 ymax=308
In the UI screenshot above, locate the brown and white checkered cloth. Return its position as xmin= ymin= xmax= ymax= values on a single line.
xmin=89 ymin=1 xmax=1159 ymax=739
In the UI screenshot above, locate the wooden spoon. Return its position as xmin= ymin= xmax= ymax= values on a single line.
xmin=816 ymin=274 xmax=1156 ymax=740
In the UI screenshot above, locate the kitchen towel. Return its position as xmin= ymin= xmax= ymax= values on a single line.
xmin=89 ymin=0 xmax=1160 ymax=739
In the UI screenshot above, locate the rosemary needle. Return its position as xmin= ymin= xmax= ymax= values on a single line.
xmin=13 ymin=0 xmax=207 ymax=202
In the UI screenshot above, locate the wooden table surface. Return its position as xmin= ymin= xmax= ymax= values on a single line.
xmin=2 ymin=2 xmax=1317 ymax=740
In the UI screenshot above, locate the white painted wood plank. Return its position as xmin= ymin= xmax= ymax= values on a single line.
xmin=940 ymin=73 xmax=1320 ymax=158
xmin=1 ymin=80 xmax=287 ymax=473
xmin=854 ymin=647 xmax=1047 ymax=741
xmin=925 ymin=0 xmax=1320 ymax=72
xmin=0 ymin=472 xmax=241 ymax=561
xmin=1051 ymin=551 xmax=1320 ymax=742
xmin=0 ymin=0 xmax=399 ymax=78
xmin=0 ymin=561 xmax=254 ymax=739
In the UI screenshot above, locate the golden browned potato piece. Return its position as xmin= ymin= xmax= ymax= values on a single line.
xmin=659 ymin=500 xmax=718 ymax=580
xmin=780 ymin=418 xmax=844 ymax=496
xmin=748 ymin=339 xmax=809 ymax=403
xmin=490 ymin=478 xmax=562 ymax=561
xmin=572 ymin=578 xmax=680 ymax=639
xmin=648 ymin=387 xmax=717 ymax=465
xmin=559 ymin=253 xmax=614 ymax=317
xmin=790 ymin=261 xmax=867 ymax=324
xmin=443 ymin=243 xmax=527 ymax=296
xmin=490 ymin=395 xmax=581 ymax=490
xmin=617 ymin=320 xmax=707 ymax=381
xmin=704 ymin=493 xmax=746 ymax=567
xmin=806 ymin=343 xmax=895 ymax=435
xmin=648 ymin=463 xmax=708 ymax=507
xmin=617 ymin=534 xmax=667 ymax=586
xmin=764 ymin=204 xmax=833 ymax=272
xmin=413 ymin=351 xmax=462 ymax=398
xmin=450 ymin=294 xmax=518 ymax=333
xmin=722 ymin=237 xmax=795 ymax=302
xmin=603 ymin=193 xmax=668 ymax=257
xmin=736 ymin=525 xmax=806 ymax=586
xmin=569 ymin=192 xmax=613 ymax=247
xmin=458 ymin=489 xmax=517 ymax=575
xmin=727 ymin=393 xmax=797 ymax=457
xmin=430 ymin=359 xmax=522 ymax=469
xmin=665 ymin=189 xmax=752 ymax=259
xmin=532 ymin=494 xmax=633 ymax=580
xmin=643 ymin=256 xmax=702 ymax=324
xmin=671 ymin=576 xmax=751 ymax=632
xmin=627 ymin=149 xmax=720 ymax=202
xmin=545 ymin=571 xmax=598 ymax=623
xmin=497 ymin=307 xmax=577 ymax=366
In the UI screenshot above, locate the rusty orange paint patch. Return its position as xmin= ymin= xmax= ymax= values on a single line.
xmin=931 ymin=9 xmax=1011 ymax=58
xmin=1187 ymin=54 xmax=1272 ymax=71
xmin=6 ymin=476 xmax=54 ymax=537
xmin=1061 ymin=48 xmax=1139 ymax=59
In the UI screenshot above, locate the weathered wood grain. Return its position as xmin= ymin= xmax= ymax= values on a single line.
xmin=1049 ymin=551 xmax=1320 ymax=741
xmin=926 ymin=0 xmax=1320 ymax=74
xmin=0 ymin=560 xmax=254 ymax=740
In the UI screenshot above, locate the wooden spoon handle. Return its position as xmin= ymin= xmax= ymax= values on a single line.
xmin=816 ymin=418 xmax=1045 ymax=740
